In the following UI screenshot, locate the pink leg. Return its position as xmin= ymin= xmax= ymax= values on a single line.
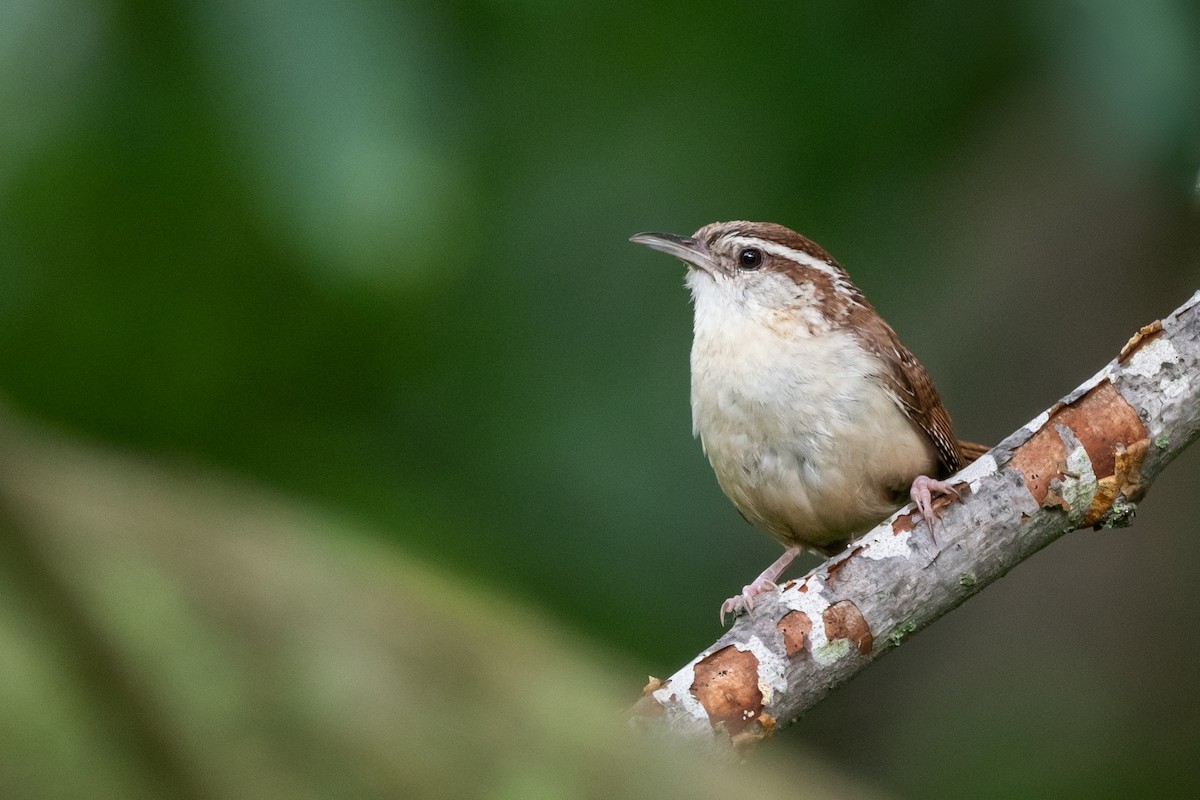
xmin=909 ymin=474 xmax=963 ymax=541
xmin=720 ymin=546 xmax=802 ymax=625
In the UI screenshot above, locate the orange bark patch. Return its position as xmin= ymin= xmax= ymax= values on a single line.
xmin=1080 ymin=477 xmax=1119 ymax=527
xmin=1115 ymin=438 xmax=1151 ymax=499
xmin=730 ymin=713 xmax=776 ymax=750
xmin=690 ymin=646 xmax=763 ymax=734
xmin=1011 ymin=380 xmax=1149 ymax=514
xmin=777 ymin=611 xmax=813 ymax=657
xmin=1118 ymin=320 xmax=1164 ymax=362
xmin=1080 ymin=438 xmax=1151 ymax=526
xmin=1010 ymin=420 xmax=1068 ymax=506
xmin=823 ymin=600 xmax=874 ymax=655
xmin=825 ymin=546 xmax=864 ymax=580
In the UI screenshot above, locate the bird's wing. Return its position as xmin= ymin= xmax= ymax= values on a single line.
xmin=848 ymin=311 xmax=964 ymax=476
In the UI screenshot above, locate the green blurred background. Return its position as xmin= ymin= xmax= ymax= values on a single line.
xmin=2 ymin=0 xmax=1200 ymax=797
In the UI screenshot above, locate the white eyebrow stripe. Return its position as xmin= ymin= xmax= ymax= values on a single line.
xmin=726 ymin=236 xmax=842 ymax=280
xmin=726 ymin=235 xmax=861 ymax=301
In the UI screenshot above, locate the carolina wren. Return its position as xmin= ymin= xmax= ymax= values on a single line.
xmin=631 ymin=221 xmax=986 ymax=623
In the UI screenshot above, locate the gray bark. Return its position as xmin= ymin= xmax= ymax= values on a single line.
xmin=633 ymin=290 xmax=1200 ymax=750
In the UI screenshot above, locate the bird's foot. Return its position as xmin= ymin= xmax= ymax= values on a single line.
xmin=720 ymin=546 xmax=801 ymax=625
xmin=909 ymin=475 xmax=964 ymax=541
xmin=720 ymin=577 xmax=778 ymax=626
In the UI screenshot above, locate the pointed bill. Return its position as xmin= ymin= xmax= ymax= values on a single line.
xmin=630 ymin=231 xmax=714 ymax=274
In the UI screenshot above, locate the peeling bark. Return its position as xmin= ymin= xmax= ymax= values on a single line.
xmin=633 ymin=290 xmax=1200 ymax=750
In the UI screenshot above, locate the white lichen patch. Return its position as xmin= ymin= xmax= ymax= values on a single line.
xmin=955 ymin=453 xmax=998 ymax=492
xmin=1060 ymin=442 xmax=1099 ymax=525
xmin=858 ymin=524 xmax=914 ymax=561
xmin=781 ymin=575 xmax=832 ymax=617
xmin=1123 ymin=336 xmax=1178 ymax=377
xmin=1162 ymin=371 xmax=1193 ymax=401
xmin=734 ymin=635 xmax=787 ymax=705
xmin=1021 ymin=408 xmax=1051 ymax=435
xmin=1122 ymin=337 xmax=1192 ymax=401
xmin=1114 ymin=336 xmax=1192 ymax=434
xmin=813 ymin=638 xmax=851 ymax=663
xmin=652 ymin=653 xmax=709 ymax=722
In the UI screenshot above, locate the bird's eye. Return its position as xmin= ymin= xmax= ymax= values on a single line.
xmin=738 ymin=248 xmax=763 ymax=270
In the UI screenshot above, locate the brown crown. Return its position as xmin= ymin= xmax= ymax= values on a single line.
xmin=693 ymin=221 xmax=839 ymax=267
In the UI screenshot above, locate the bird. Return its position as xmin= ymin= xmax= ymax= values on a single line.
xmin=630 ymin=221 xmax=987 ymax=623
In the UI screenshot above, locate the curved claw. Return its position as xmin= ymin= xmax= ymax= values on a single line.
xmin=719 ymin=577 xmax=779 ymax=625
xmin=719 ymin=547 xmax=801 ymax=625
xmin=909 ymin=475 xmax=965 ymax=542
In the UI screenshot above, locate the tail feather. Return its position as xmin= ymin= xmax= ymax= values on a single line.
xmin=958 ymin=440 xmax=991 ymax=465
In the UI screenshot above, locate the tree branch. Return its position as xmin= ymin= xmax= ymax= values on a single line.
xmin=633 ymin=290 xmax=1200 ymax=750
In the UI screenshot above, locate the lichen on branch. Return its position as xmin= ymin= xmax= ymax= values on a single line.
xmin=633 ymin=291 xmax=1200 ymax=751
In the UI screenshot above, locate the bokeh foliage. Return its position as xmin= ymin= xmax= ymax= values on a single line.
xmin=0 ymin=416 xmax=886 ymax=800
xmin=1 ymin=1 xmax=1199 ymax=797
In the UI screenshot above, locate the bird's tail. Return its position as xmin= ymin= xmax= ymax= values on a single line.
xmin=958 ymin=440 xmax=991 ymax=465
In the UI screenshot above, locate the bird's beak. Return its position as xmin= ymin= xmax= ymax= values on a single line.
xmin=629 ymin=231 xmax=714 ymax=274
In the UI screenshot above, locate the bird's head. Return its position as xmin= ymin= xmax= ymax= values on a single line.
xmin=631 ymin=221 xmax=862 ymax=329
